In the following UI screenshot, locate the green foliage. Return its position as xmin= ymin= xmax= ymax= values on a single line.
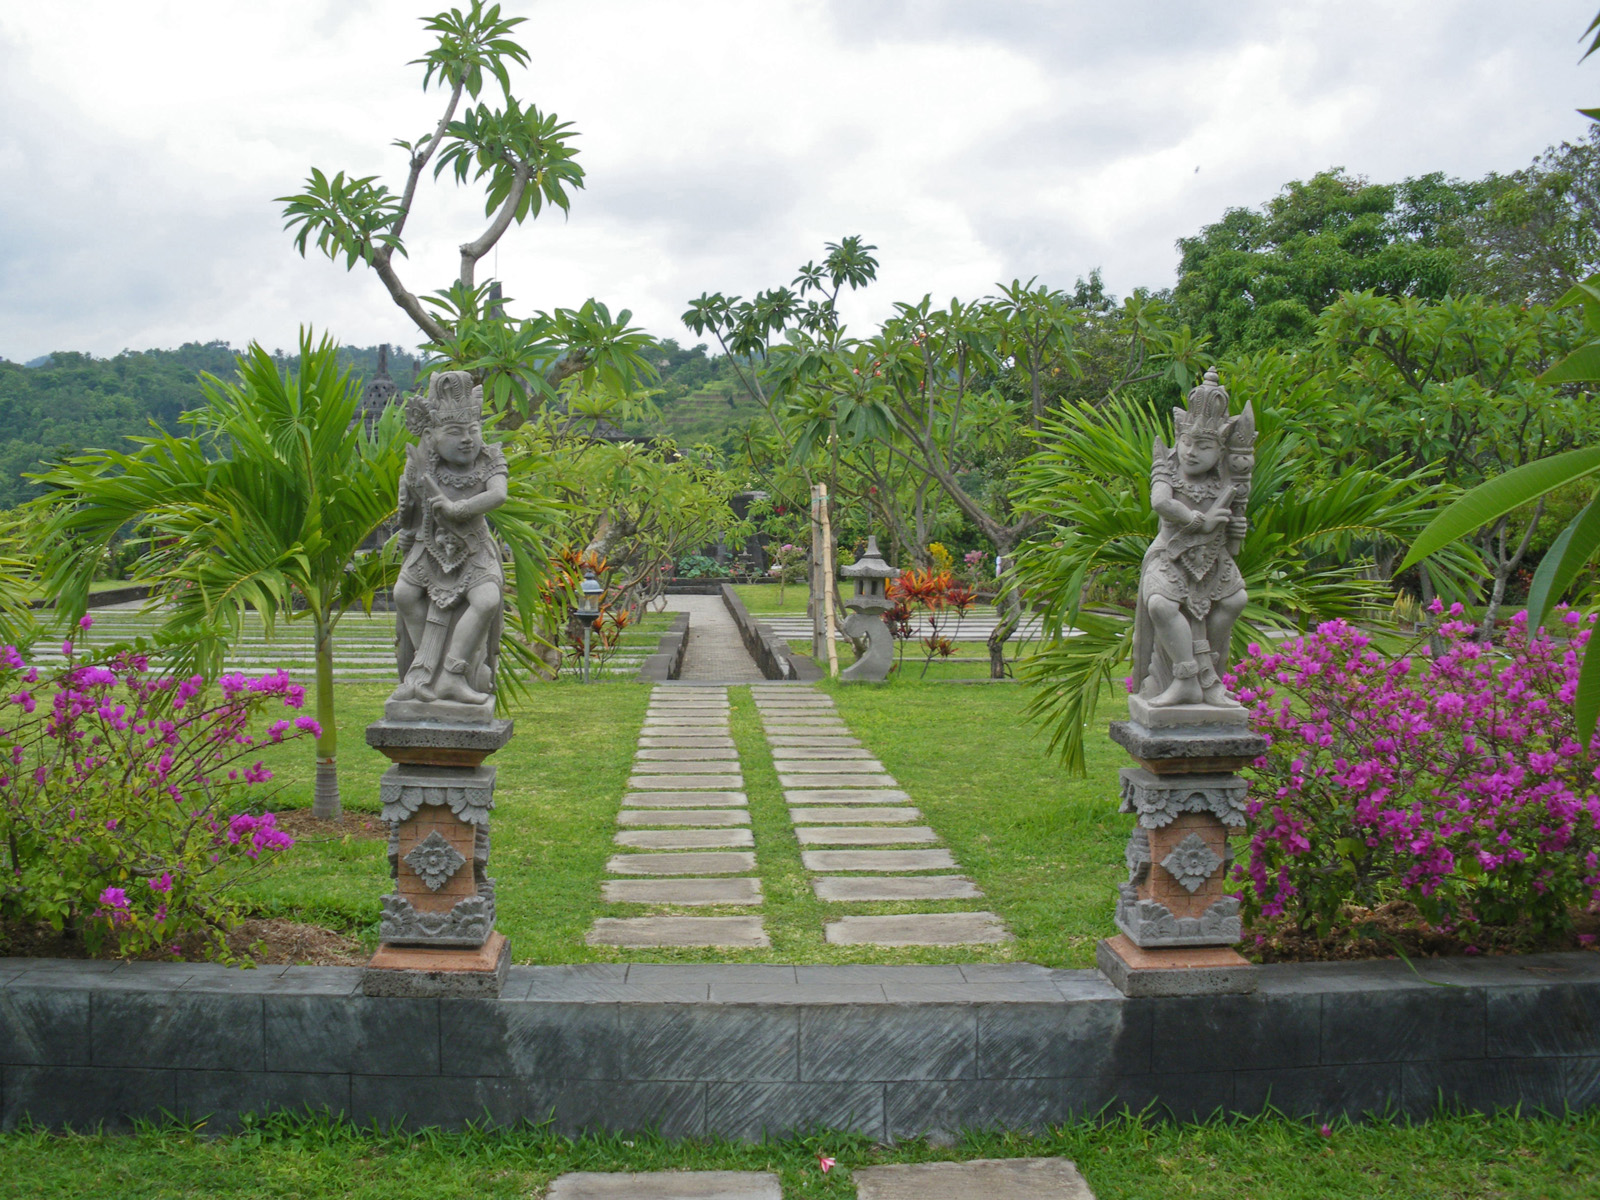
xmin=1174 ymin=169 xmax=1483 ymax=354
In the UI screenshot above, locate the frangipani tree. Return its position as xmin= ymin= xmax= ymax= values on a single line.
xmin=278 ymin=2 xmax=656 ymax=417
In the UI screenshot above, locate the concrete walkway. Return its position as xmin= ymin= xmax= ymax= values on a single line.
xmin=661 ymin=595 xmax=765 ymax=683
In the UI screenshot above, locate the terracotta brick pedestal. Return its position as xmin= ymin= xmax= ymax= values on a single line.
xmin=362 ymin=719 xmax=514 ymax=998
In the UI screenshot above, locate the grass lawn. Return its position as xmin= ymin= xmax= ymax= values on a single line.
xmin=2 ymin=1110 xmax=1595 ymax=1199
xmin=242 ymin=674 xmax=1127 ymax=966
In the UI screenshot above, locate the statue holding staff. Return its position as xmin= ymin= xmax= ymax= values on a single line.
xmin=1130 ymin=367 xmax=1254 ymax=710
xmin=389 ymin=371 xmax=506 ymax=713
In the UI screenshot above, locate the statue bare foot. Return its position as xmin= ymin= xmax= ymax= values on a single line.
xmin=1149 ymin=672 xmax=1203 ymax=706
xmin=1202 ymin=679 xmax=1240 ymax=706
xmin=391 ymin=667 xmax=431 ymax=702
xmin=435 ymin=659 xmax=489 ymax=705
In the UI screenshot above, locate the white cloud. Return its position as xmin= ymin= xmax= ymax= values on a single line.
xmin=1 ymin=0 xmax=1596 ymax=361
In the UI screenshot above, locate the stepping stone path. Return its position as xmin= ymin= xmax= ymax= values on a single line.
xmin=749 ymin=683 xmax=1010 ymax=947
xmin=587 ymin=686 xmax=768 ymax=948
xmin=548 ymin=1170 xmax=782 ymax=1199
xmin=853 ymin=1158 xmax=1095 ymax=1199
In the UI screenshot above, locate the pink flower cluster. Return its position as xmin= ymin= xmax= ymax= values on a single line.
xmin=1227 ymin=604 xmax=1600 ymax=943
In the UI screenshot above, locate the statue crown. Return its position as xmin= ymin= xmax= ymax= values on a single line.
xmin=406 ymin=370 xmax=483 ymax=435
xmin=1174 ymin=366 xmax=1231 ymax=441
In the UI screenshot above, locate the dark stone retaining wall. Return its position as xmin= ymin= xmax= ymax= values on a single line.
xmin=719 ymin=584 xmax=822 ymax=682
xmin=636 ymin=613 xmax=691 ymax=682
xmin=27 ymin=584 xmax=152 ymax=611
xmin=2 ymin=955 xmax=1596 ymax=1136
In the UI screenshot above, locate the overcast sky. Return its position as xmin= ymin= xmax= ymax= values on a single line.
xmin=2 ymin=0 xmax=1597 ymax=363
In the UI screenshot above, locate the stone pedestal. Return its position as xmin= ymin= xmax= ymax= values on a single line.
xmin=362 ymin=718 xmax=513 ymax=997
xmin=1101 ymin=716 xmax=1266 ymax=996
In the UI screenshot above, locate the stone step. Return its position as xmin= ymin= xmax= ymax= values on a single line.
xmin=614 ymin=828 xmax=754 ymax=850
xmin=824 ymin=912 xmax=1010 ymax=946
xmin=813 ymin=875 xmax=983 ymax=902
xmin=601 ymin=878 xmax=763 ymax=906
xmin=629 ymin=774 xmax=744 ymax=790
xmin=637 ymin=737 xmax=737 ymax=749
xmin=784 ymin=788 xmax=912 ymax=804
xmin=795 ymin=826 xmax=938 ymax=847
xmin=606 ymin=851 xmax=755 ymax=875
xmin=800 ymin=848 xmax=957 ymax=872
xmin=779 ymin=773 xmax=895 ymax=789
xmin=774 ymin=759 xmax=885 ymax=773
xmin=623 ymin=790 xmax=747 ymax=807
xmin=766 ymin=736 xmax=861 ymax=748
xmin=586 ymin=917 xmax=770 ymax=948
xmin=770 ymin=747 xmax=872 ymax=760
xmin=852 ymin=1159 xmax=1091 ymax=1199
xmin=631 ymin=757 xmax=740 ymax=770
xmin=618 ymin=809 xmax=750 ymax=826
xmin=760 ymin=722 xmax=851 ymax=733
xmin=788 ymin=806 xmax=920 ymax=823
xmin=641 ymin=720 xmax=730 ymax=730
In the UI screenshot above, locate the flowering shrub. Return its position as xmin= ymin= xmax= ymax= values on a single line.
xmin=1 ymin=619 xmax=312 ymax=960
xmin=1228 ymin=605 xmax=1600 ymax=949
xmin=886 ymin=568 xmax=977 ymax=678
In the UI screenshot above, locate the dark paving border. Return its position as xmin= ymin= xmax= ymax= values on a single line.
xmin=2 ymin=955 xmax=1596 ymax=1137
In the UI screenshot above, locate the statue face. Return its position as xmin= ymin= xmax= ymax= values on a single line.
xmin=1177 ymin=432 xmax=1220 ymax=476
xmin=434 ymin=420 xmax=483 ymax=468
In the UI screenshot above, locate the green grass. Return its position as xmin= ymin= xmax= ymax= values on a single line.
xmin=242 ymin=676 xmax=1128 ymax=966
xmin=2 ymin=1110 xmax=1596 ymax=1198
xmin=734 ymin=582 xmax=811 ymax=615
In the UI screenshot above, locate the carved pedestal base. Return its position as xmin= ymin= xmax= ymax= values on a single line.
xmin=364 ymin=718 xmax=514 ymax=997
xmin=1096 ymin=934 xmax=1256 ymax=997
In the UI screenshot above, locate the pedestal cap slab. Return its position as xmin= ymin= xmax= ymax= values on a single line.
xmin=366 ymin=717 xmax=514 ymax=766
xmin=1096 ymin=933 xmax=1257 ymax=997
xmin=1108 ymin=719 xmax=1265 ymax=774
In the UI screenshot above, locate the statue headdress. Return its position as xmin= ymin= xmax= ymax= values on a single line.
xmin=405 ymin=370 xmax=483 ymax=436
xmin=1173 ymin=366 xmax=1231 ymax=442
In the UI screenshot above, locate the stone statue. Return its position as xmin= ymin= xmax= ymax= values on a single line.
xmin=1130 ymin=367 xmax=1254 ymax=714
xmin=388 ymin=370 xmax=506 ymax=719
xmin=839 ymin=535 xmax=899 ymax=683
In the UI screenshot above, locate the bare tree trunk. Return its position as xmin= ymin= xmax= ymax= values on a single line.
xmin=987 ymin=551 xmax=1020 ymax=679
xmin=1478 ymin=503 xmax=1544 ymax=640
xmin=311 ymin=614 xmax=341 ymax=821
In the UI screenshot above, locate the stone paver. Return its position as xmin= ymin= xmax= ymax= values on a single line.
xmin=601 ymin=878 xmax=763 ymax=905
xmin=615 ymin=829 xmax=755 ymax=850
xmin=784 ymin=788 xmax=912 ymax=804
xmin=606 ymin=851 xmax=756 ymax=875
xmin=623 ymin=790 xmax=747 ymax=806
xmin=800 ymin=849 xmax=957 ymax=872
xmin=588 ymin=916 xmax=770 ymax=947
xmin=630 ymin=774 xmax=745 ymax=789
xmin=631 ymin=760 xmax=744 ymax=773
xmin=642 ymin=719 xmax=729 ymax=730
xmin=637 ymin=736 xmax=737 ymax=748
xmin=778 ymin=773 xmax=895 ymax=789
xmin=775 ymin=759 xmax=886 ymax=772
xmin=618 ymin=809 xmax=750 ymax=826
xmin=813 ymin=875 xmax=983 ymax=901
xmin=794 ymin=826 xmax=938 ymax=846
xmin=788 ymin=806 xmax=920 ymax=823
xmin=852 ymin=1158 xmax=1092 ymax=1200
xmin=762 ymin=722 xmax=851 ymax=733
xmin=771 ymin=747 xmax=874 ymax=760
xmin=767 ymin=735 xmax=861 ymax=747
xmin=549 ymin=1170 xmax=781 ymax=1199
xmin=824 ymin=912 xmax=1011 ymax=945
xmin=635 ymin=749 xmax=739 ymax=763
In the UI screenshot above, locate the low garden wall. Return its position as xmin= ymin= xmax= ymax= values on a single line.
xmin=2 ymin=954 xmax=1595 ymax=1135
xmin=636 ymin=613 xmax=690 ymax=682
xmin=719 ymin=584 xmax=822 ymax=681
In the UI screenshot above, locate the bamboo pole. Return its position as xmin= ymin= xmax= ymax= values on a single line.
xmin=818 ymin=482 xmax=839 ymax=678
xmin=810 ymin=484 xmax=826 ymax=659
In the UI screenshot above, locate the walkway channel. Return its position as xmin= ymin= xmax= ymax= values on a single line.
xmin=661 ymin=595 xmax=764 ymax=682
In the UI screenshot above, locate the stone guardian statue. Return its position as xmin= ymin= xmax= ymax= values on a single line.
xmin=388 ymin=370 xmax=507 ymax=719
xmin=1129 ymin=367 xmax=1254 ymax=717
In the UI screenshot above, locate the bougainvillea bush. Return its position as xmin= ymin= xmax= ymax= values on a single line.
xmin=0 ymin=619 xmax=313 ymax=960
xmin=1228 ymin=605 xmax=1600 ymax=951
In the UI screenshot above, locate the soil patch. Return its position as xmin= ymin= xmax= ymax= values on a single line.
xmin=0 ymin=916 xmax=366 ymax=967
xmin=274 ymin=808 xmax=387 ymax=842
xmin=1247 ymin=900 xmax=1600 ymax=963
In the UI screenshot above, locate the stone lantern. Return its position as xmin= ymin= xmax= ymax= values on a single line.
xmin=839 ymin=536 xmax=899 ymax=683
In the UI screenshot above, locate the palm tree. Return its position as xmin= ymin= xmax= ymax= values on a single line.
xmin=1012 ymin=357 xmax=1480 ymax=772
xmin=30 ymin=332 xmax=408 ymax=820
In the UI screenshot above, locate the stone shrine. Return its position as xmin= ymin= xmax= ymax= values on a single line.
xmin=839 ymin=535 xmax=899 ymax=683
xmin=1099 ymin=367 xmax=1264 ymax=996
xmin=362 ymin=370 xmax=513 ymax=997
